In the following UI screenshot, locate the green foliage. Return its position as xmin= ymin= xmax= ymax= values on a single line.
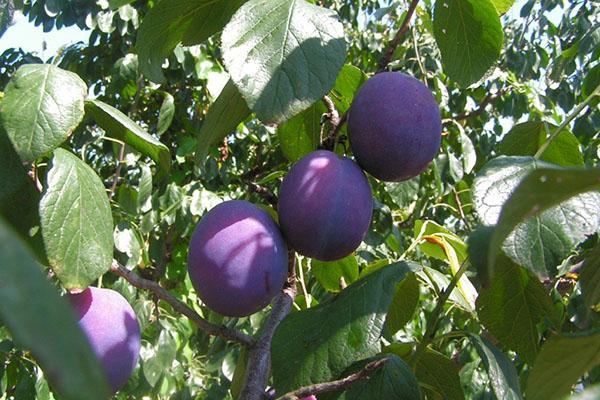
xmin=1 ymin=0 xmax=599 ymax=398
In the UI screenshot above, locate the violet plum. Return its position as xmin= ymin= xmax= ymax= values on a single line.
xmin=187 ymin=200 xmax=288 ymax=317
xmin=69 ymin=287 xmax=141 ymax=394
xmin=348 ymin=72 xmax=442 ymax=181
xmin=278 ymin=150 xmax=373 ymax=261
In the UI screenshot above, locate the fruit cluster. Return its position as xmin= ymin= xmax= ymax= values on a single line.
xmin=66 ymin=72 xmax=441 ymax=395
xmin=188 ymin=72 xmax=441 ymax=317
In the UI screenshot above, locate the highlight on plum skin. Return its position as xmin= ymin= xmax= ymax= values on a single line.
xmin=68 ymin=287 xmax=141 ymax=394
xmin=187 ymin=200 xmax=289 ymax=317
xmin=278 ymin=150 xmax=373 ymax=262
xmin=348 ymin=71 xmax=442 ymax=182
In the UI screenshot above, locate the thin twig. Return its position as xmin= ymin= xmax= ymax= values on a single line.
xmin=409 ymin=258 xmax=470 ymax=367
xmin=277 ymin=358 xmax=389 ymax=400
xmin=453 ymin=188 xmax=472 ymax=231
xmin=320 ymin=96 xmax=345 ymax=151
xmin=239 ymin=250 xmax=298 ymax=400
xmin=110 ymin=262 xmax=255 ymax=347
xmin=378 ymin=0 xmax=421 ymax=72
xmin=246 ymin=181 xmax=278 ymax=209
xmin=322 ymin=95 xmax=341 ymax=128
xmin=109 ymin=143 xmax=126 ymax=199
xmin=443 ymin=89 xmax=508 ymax=124
xmin=534 ymin=85 xmax=600 ymax=158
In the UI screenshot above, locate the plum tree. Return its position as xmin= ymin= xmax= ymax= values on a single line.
xmin=347 ymin=72 xmax=442 ymax=182
xmin=187 ymin=200 xmax=288 ymax=317
xmin=68 ymin=287 xmax=141 ymax=394
xmin=278 ymin=150 xmax=373 ymax=261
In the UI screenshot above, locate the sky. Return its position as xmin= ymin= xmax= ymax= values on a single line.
xmin=0 ymin=11 xmax=90 ymax=57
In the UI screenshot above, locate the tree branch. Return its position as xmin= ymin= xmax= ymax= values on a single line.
xmin=320 ymin=95 xmax=346 ymax=151
xmin=110 ymin=262 xmax=255 ymax=347
xmin=239 ymin=250 xmax=298 ymax=400
xmin=276 ymin=358 xmax=389 ymax=400
xmin=378 ymin=0 xmax=420 ymax=72
xmin=443 ymin=89 xmax=507 ymax=124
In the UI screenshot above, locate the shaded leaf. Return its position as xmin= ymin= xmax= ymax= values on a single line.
xmin=277 ymin=101 xmax=325 ymax=162
xmin=85 ymin=99 xmax=171 ymax=179
xmin=526 ymin=331 xmax=600 ymax=400
xmin=0 ymin=219 xmax=109 ymax=399
xmin=272 ymin=262 xmax=415 ymax=392
xmin=157 ymin=92 xmax=175 ymax=136
xmin=0 ymin=64 xmax=87 ymax=162
xmin=39 ymin=149 xmax=114 ymax=290
xmin=433 ymin=0 xmax=503 ymax=86
xmin=469 ymin=335 xmax=523 ymax=400
xmin=415 ymin=350 xmax=464 ymax=400
xmin=385 ymin=273 xmax=420 ymax=336
xmin=222 ymin=0 xmax=346 ymax=123
xmin=136 ymin=0 xmax=246 ymax=82
xmin=477 ymin=256 xmax=558 ymax=364
xmin=194 ymin=80 xmax=251 ymax=166
xmin=581 ymin=244 xmax=600 ymax=310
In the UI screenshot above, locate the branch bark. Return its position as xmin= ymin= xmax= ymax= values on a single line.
xmin=110 ymin=262 xmax=255 ymax=347
xmin=239 ymin=250 xmax=298 ymax=400
xmin=444 ymin=89 xmax=507 ymax=124
xmin=378 ymin=0 xmax=420 ymax=72
xmin=276 ymin=358 xmax=388 ymax=400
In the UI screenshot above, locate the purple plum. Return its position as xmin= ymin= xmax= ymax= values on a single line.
xmin=69 ymin=287 xmax=141 ymax=394
xmin=187 ymin=200 xmax=288 ymax=317
xmin=347 ymin=72 xmax=442 ymax=181
xmin=278 ymin=150 xmax=373 ymax=261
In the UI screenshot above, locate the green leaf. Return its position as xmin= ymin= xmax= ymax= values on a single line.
xmin=498 ymin=122 xmax=584 ymax=167
xmin=473 ymin=157 xmax=600 ymax=278
xmin=108 ymin=0 xmax=135 ymax=8
xmin=0 ymin=219 xmax=110 ymax=399
xmin=136 ymin=0 xmax=246 ymax=82
xmin=329 ymin=64 xmax=368 ymax=114
xmin=277 ymin=101 xmax=325 ymax=162
xmin=476 ymin=256 xmax=558 ymax=364
xmin=526 ymin=331 xmax=600 ymax=400
xmin=0 ymin=64 xmax=87 ymax=162
xmin=414 ymin=220 xmax=468 ymax=263
xmin=414 ymin=350 xmax=464 ymax=400
xmin=331 ymin=355 xmax=421 ymax=400
xmin=194 ymin=80 xmax=251 ymax=166
xmin=312 ymin=255 xmax=360 ymax=293
xmin=433 ymin=0 xmax=503 ymax=86
xmin=85 ymin=99 xmax=171 ymax=179
xmin=138 ymin=163 xmax=153 ymax=213
xmin=222 ymin=0 xmax=346 ymax=123
xmin=142 ymin=330 xmax=178 ymax=387
xmin=272 ymin=262 xmax=416 ymax=392
xmin=39 ymin=149 xmax=114 ymax=290
xmin=157 ymin=92 xmax=175 ymax=136
xmin=385 ymin=273 xmax=420 ymax=336
xmin=490 ymin=0 xmax=514 ymax=14
xmin=0 ymin=128 xmax=45 ymax=261
xmin=469 ymin=335 xmax=523 ymax=400
xmin=581 ymin=244 xmax=600 ymax=311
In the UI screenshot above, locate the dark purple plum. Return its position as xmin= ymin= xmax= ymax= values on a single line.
xmin=278 ymin=150 xmax=373 ymax=261
xmin=348 ymin=72 xmax=442 ymax=181
xmin=69 ymin=287 xmax=141 ymax=394
xmin=187 ymin=200 xmax=288 ymax=317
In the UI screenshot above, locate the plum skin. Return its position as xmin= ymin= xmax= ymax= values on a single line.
xmin=187 ymin=200 xmax=288 ymax=317
xmin=69 ymin=287 xmax=141 ymax=394
xmin=348 ymin=72 xmax=442 ymax=182
xmin=278 ymin=150 xmax=373 ymax=261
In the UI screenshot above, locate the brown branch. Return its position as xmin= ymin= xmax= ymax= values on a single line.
xmin=322 ymin=95 xmax=341 ymax=128
xmin=378 ymin=0 xmax=420 ymax=72
xmin=239 ymin=250 xmax=298 ymax=400
xmin=320 ymin=96 xmax=346 ymax=151
xmin=277 ymin=358 xmax=389 ymax=400
xmin=444 ymin=89 xmax=508 ymax=124
xmin=246 ymin=181 xmax=278 ymax=209
xmin=110 ymin=262 xmax=255 ymax=347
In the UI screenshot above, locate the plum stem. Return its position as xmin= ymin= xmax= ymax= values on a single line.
xmin=110 ymin=261 xmax=255 ymax=347
xmin=377 ymin=0 xmax=420 ymax=72
xmin=320 ymin=95 xmax=346 ymax=152
xmin=239 ymin=250 xmax=298 ymax=400
xmin=276 ymin=357 xmax=388 ymax=400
